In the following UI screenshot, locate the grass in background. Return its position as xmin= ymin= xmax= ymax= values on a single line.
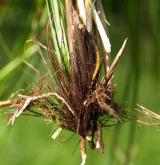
xmin=0 ymin=0 xmax=160 ymax=165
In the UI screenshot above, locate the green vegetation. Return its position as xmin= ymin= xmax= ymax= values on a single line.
xmin=0 ymin=0 xmax=160 ymax=165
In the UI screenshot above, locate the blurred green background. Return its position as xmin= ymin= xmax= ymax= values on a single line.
xmin=0 ymin=0 xmax=160 ymax=165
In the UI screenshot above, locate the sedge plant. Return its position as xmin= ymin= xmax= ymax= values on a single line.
xmin=0 ymin=0 xmax=159 ymax=165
